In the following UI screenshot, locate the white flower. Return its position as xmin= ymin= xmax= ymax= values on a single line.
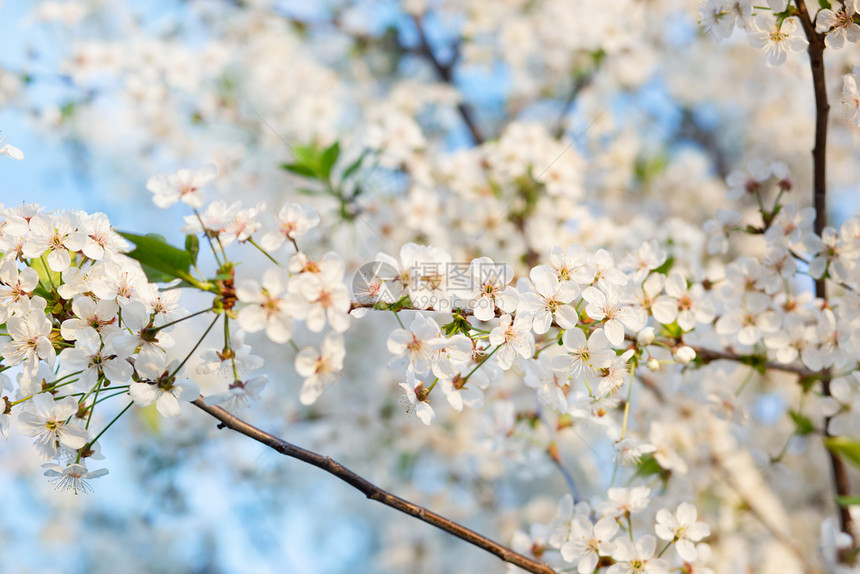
xmin=0 ymin=258 xmax=39 ymax=323
xmin=260 ymin=203 xmax=320 ymax=251
xmin=815 ymin=2 xmax=860 ymax=49
xmin=517 ymin=265 xmax=579 ymax=334
xmin=387 ymin=313 xmax=441 ymax=376
xmin=17 ymin=394 xmax=89 ymax=459
xmin=42 ymin=462 xmax=108 ymax=494
xmin=59 ymin=295 xmax=119 ymax=341
xmin=623 ymin=240 xmax=667 ymax=284
xmin=221 ymin=202 xmax=266 ymax=245
xmin=651 ymin=274 xmax=715 ymax=332
xmin=560 ymin=516 xmax=618 ymax=573
xmin=0 ymin=133 xmax=24 ymax=160
xmin=556 ymin=328 xmax=614 ymax=387
xmin=489 ymin=314 xmax=535 ymax=370
xmin=592 ymin=249 xmax=629 ymax=287
xmin=549 ymin=245 xmax=595 ymax=285
xmin=290 ymin=256 xmax=351 ymax=333
xmin=614 ymin=437 xmax=657 ymax=466
xmin=748 ymin=13 xmax=808 ymax=66
xmin=699 ymin=0 xmax=742 ymax=41
xmin=196 ymin=332 xmax=264 ymax=381
xmin=59 ymin=329 xmax=133 ymax=391
xmin=703 ymin=209 xmax=741 ymax=254
xmin=128 ymin=349 xmax=199 ymax=417
xmin=22 ymin=212 xmax=86 ymax=272
xmin=74 ymin=211 xmax=128 ymax=260
xmin=655 ymin=502 xmax=711 ymax=562
xmin=715 ymin=296 xmax=780 ymax=346
xmin=204 ymin=375 xmax=269 ymax=411
xmin=400 ymin=371 xmax=434 ymax=425
xmin=2 ymin=309 xmax=55 ymax=368
xmin=608 ymin=535 xmax=668 ymax=574
xmin=439 ymin=369 xmax=486 ymax=412
xmin=384 ymin=243 xmax=453 ymax=311
xmin=146 ymin=164 xmax=218 ymax=209
xmin=108 ymin=300 xmax=172 ymax=356
xmin=843 ymin=72 xmax=860 ymax=127
xmin=237 ymin=267 xmax=308 ymax=343
xmin=181 ymin=200 xmax=241 ymax=237
xmin=295 ymin=332 xmax=346 ymax=405
xmin=819 ymin=376 xmax=860 ymax=436
xmin=598 ymin=486 xmax=652 ymax=517
xmin=466 ymin=256 xmax=518 ymax=321
xmin=582 ymin=284 xmax=646 ymax=346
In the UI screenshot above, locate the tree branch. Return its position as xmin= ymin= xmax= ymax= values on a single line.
xmin=795 ymin=0 xmax=854 ymax=542
xmin=349 ymin=301 xmax=828 ymax=379
xmin=794 ymin=0 xmax=830 ymax=297
xmin=191 ymin=398 xmax=557 ymax=574
xmin=411 ymin=14 xmax=485 ymax=145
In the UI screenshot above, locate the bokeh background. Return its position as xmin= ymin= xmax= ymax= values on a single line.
xmin=2 ymin=1 xmax=859 ymax=573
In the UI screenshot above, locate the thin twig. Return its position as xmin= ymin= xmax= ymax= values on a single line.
xmin=191 ymin=398 xmax=557 ymax=574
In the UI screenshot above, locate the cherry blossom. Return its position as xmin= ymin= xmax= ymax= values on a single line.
xmin=146 ymin=164 xmax=218 ymax=209
xmin=654 ymin=502 xmax=711 ymax=562
xmin=17 ymin=394 xmax=89 ymax=459
xmin=295 ymin=332 xmax=346 ymax=405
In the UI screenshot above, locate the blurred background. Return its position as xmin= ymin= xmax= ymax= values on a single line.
xmin=2 ymin=1 xmax=859 ymax=573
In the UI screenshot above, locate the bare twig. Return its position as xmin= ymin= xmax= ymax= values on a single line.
xmin=191 ymin=398 xmax=557 ymax=574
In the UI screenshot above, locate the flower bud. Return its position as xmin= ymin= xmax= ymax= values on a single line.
xmin=637 ymin=327 xmax=655 ymax=346
xmin=647 ymin=357 xmax=660 ymax=371
xmin=675 ymin=346 xmax=696 ymax=364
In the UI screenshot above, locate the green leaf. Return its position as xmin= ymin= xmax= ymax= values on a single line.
xmin=119 ymin=231 xmax=195 ymax=285
xmin=185 ymin=235 xmax=199 ymax=267
xmin=824 ymin=437 xmax=860 ymax=470
xmin=292 ymin=144 xmax=318 ymax=167
xmin=836 ymin=496 xmax=860 ymax=507
xmin=280 ymin=162 xmax=318 ymax=178
xmin=653 ymin=255 xmax=674 ymax=275
xmin=341 ymin=151 xmax=367 ymax=181
xmin=320 ymin=141 xmax=340 ymax=179
xmin=788 ymin=410 xmax=815 ymax=436
xmin=739 ymin=353 xmax=768 ymax=375
xmin=30 ymin=255 xmax=62 ymax=291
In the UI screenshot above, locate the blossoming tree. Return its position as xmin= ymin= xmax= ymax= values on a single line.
xmin=2 ymin=0 xmax=860 ymax=572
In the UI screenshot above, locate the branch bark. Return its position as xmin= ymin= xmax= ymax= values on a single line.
xmin=411 ymin=14 xmax=485 ymax=145
xmin=795 ymin=0 xmax=854 ymax=540
xmin=191 ymin=398 xmax=557 ymax=574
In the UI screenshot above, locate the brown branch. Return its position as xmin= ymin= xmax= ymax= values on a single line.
xmin=551 ymin=74 xmax=593 ymax=140
xmin=794 ymin=0 xmax=830 ymax=298
xmin=411 ymin=14 xmax=485 ymax=145
xmin=795 ymin=0 xmax=853 ymax=541
xmin=191 ymin=398 xmax=557 ymax=574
